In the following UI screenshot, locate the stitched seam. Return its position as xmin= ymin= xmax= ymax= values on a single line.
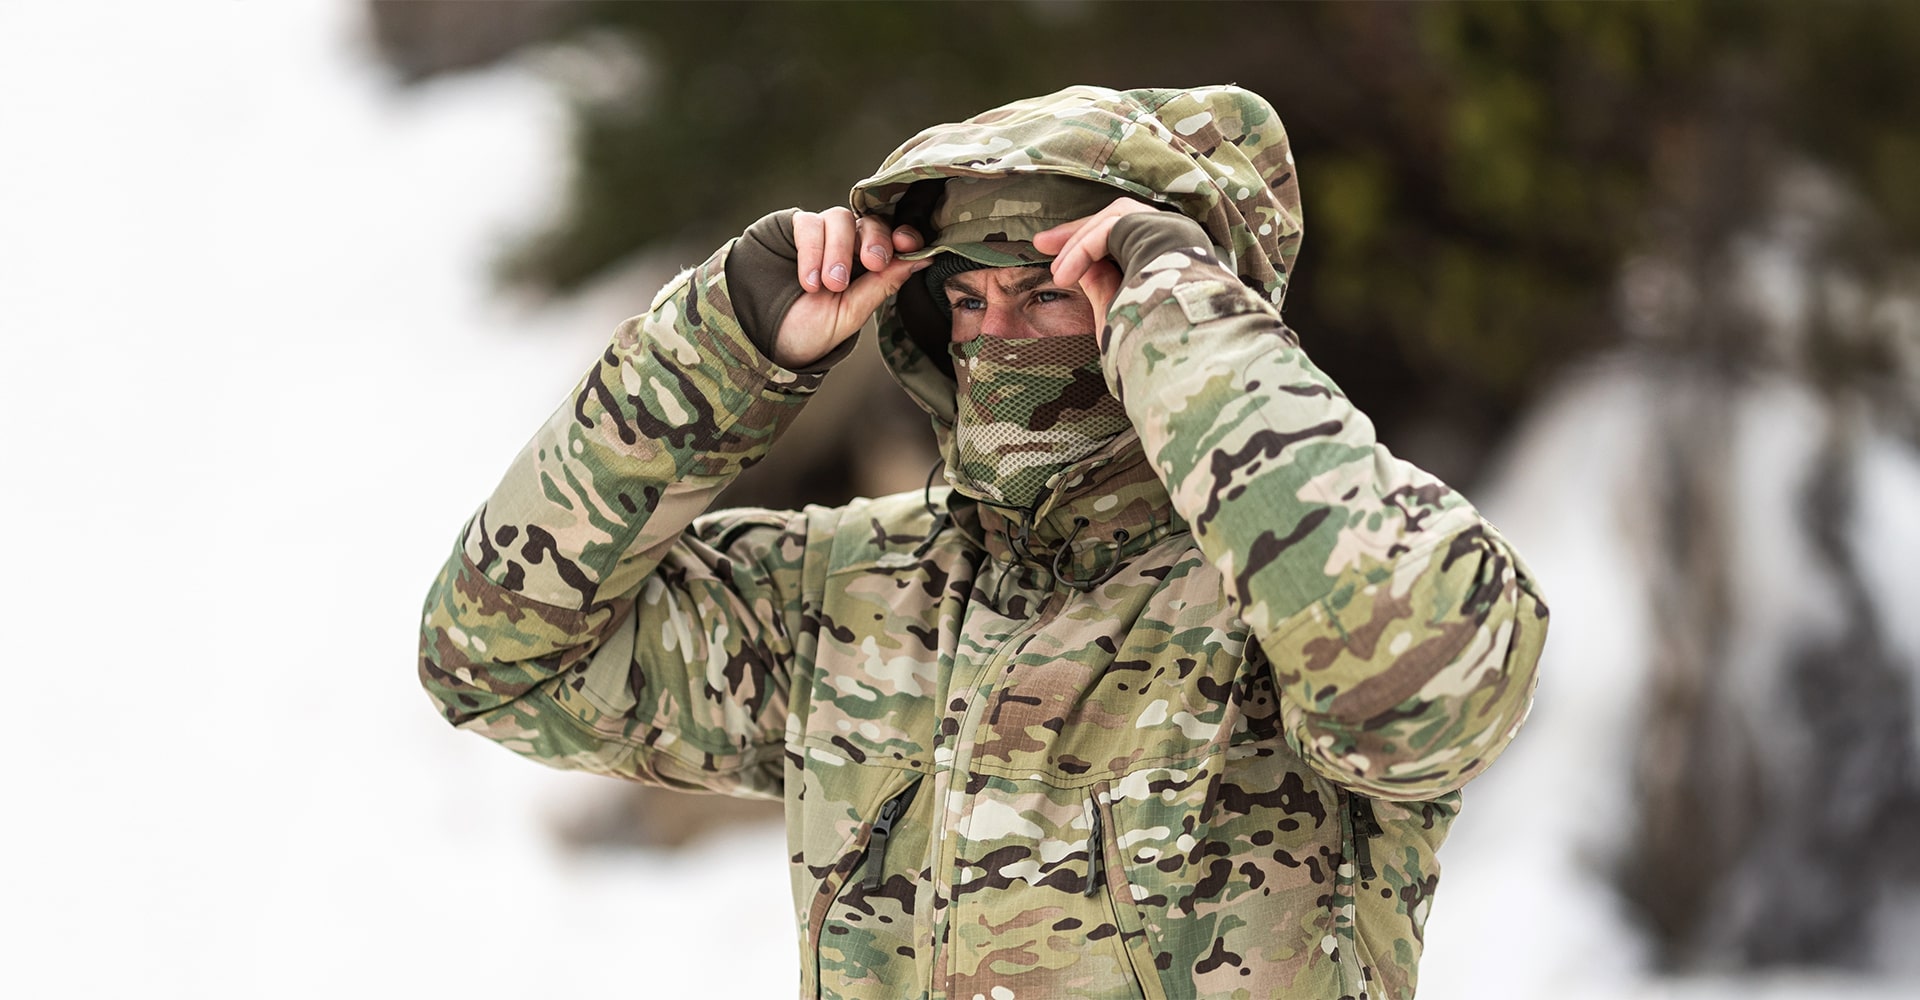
xmin=523 ymin=698 xmax=785 ymax=774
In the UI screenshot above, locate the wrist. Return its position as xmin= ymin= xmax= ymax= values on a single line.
xmin=1108 ymin=211 xmax=1213 ymax=275
xmin=724 ymin=209 xmax=806 ymax=362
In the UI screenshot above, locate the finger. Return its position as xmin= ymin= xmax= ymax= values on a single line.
xmin=856 ymin=214 xmax=894 ymax=270
xmin=792 ymin=210 xmax=825 ymax=291
xmin=1078 ymin=260 xmax=1123 ymax=344
xmin=892 ymin=224 xmax=924 ymax=254
xmin=1035 ymin=196 xmax=1137 ymax=255
xmin=1050 ymin=213 xmax=1116 ymax=286
xmin=821 ymin=206 xmax=857 ymax=292
xmin=1031 ymin=216 xmax=1088 ymax=255
xmin=838 ymin=256 xmax=931 ymax=330
xmin=1049 ymin=235 xmax=1087 ymax=287
xmin=1051 ymin=216 xmax=1117 ymax=288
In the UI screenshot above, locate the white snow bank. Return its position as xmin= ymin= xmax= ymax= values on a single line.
xmin=1421 ymin=356 xmax=1920 ymax=998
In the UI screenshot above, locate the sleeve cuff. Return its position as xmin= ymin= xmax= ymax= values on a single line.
xmin=723 ymin=209 xmax=806 ymax=362
xmin=720 ymin=208 xmax=860 ymax=378
xmin=1109 ymin=210 xmax=1216 ymax=278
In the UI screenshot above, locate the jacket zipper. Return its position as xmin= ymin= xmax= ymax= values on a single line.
xmin=1086 ymin=784 xmax=1163 ymax=1000
xmin=862 ymin=775 xmax=922 ymax=891
xmin=931 ymin=584 xmax=1061 ymax=996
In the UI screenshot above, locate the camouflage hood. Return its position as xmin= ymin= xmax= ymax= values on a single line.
xmin=851 ymin=85 xmax=1305 ymax=473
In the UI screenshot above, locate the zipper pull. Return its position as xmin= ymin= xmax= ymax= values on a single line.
xmin=862 ymin=779 xmax=920 ymax=892
xmin=1084 ymin=799 xmax=1105 ymax=897
xmin=1348 ymin=793 xmax=1384 ymax=881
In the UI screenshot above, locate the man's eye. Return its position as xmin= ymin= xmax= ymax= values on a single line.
xmin=950 ymin=296 xmax=985 ymax=311
xmin=1032 ymin=289 xmax=1068 ymax=305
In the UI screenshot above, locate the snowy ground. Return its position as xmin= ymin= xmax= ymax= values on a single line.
xmin=1 ymin=2 xmax=788 ymax=996
xmin=1 ymin=3 xmax=1914 ymax=997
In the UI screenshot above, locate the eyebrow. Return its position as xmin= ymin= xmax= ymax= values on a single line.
xmin=944 ymin=265 xmax=1057 ymax=297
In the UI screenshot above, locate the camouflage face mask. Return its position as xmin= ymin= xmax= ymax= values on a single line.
xmin=947 ymin=334 xmax=1131 ymax=509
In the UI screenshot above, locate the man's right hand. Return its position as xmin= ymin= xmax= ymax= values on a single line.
xmin=774 ymin=208 xmax=928 ymax=369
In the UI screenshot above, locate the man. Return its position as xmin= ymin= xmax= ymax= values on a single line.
xmin=420 ymin=85 xmax=1547 ymax=1000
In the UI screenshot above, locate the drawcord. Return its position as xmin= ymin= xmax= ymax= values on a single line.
xmin=920 ymin=470 xmax=1131 ymax=592
xmin=912 ymin=459 xmax=952 ymax=559
xmin=998 ymin=506 xmax=1045 ymax=604
xmin=1053 ymin=517 xmax=1128 ymax=593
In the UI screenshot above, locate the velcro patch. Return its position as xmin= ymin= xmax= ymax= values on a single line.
xmin=1173 ymin=280 xmax=1266 ymax=324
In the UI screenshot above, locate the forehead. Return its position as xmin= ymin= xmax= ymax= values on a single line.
xmin=943 ymin=263 xmax=1055 ymax=294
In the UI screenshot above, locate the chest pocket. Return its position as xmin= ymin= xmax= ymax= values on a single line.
xmin=803 ymin=772 xmax=928 ymax=1000
xmin=976 ymin=572 xmax=1268 ymax=783
xmin=796 ymin=547 xmax=965 ymax=771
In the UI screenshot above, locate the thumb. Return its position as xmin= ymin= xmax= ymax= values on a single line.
xmin=1079 ymin=261 xmax=1124 ymax=350
xmin=1079 ymin=260 xmax=1122 ymax=322
xmin=839 ymin=256 xmax=931 ymax=325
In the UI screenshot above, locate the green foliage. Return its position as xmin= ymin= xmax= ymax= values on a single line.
xmin=377 ymin=0 xmax=1920 ymax=481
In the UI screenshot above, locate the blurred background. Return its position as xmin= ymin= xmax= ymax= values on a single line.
xmin=3 ymin=1 xmax=1917 ymax=996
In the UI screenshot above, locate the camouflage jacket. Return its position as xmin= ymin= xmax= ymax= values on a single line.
xmin=420 ymin=86 xmax=1548 ymax=1000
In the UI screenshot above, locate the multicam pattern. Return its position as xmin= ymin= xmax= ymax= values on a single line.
xmin=902 ymin=173 xmax=1122 ymax=270
xmin=948 ymin=333 xmax=1131 ymax=508
xmin=855 ymin=85 xmax=1305 ymax=311
xmin=420 ymin=85 xmax=1548 ymax=999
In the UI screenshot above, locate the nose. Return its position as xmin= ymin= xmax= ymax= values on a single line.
xmin=979 ymin=301 xmax=1033 ymax=340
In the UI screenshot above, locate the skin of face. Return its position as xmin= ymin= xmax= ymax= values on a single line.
xmin=944 ymin=264 xmax=1099 ymax=343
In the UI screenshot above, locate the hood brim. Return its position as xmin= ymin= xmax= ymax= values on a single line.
xmin=900 ymin=241 xmax=1054 ymax=267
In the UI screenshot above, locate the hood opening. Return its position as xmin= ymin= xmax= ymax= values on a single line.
xmin=885 ymin=178 xmax=959 ymax=377
xmin=853 ymin=86 xmax=1303 ymax=428
xmin=850 ymin=85 xmax=1304 ymax=514
xmin=891 ymin=174 xmax=1122 ymax=379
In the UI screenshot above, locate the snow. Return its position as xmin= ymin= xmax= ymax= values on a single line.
xmin=1418 ymin=360 xmax=1662 ymax=997
xmin=0 ymin=2 xmax=790 ymax=996
xmin=1420 ymin=358 xmax=1920 ymax=999
xmin=3 ymin=2 xmax=1915 ymax=997
xmin=1853 ymin=425 xmax=1920 ymax=763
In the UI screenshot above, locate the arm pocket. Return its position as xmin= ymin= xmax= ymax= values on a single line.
xmin=1171 ymin=279 xmax=1272 ymax=325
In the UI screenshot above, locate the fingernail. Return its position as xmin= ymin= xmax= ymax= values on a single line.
xmin=829 ymin=264 xmax=848 ymax=285
xmin=867 ymin=244 xmax=890 ymax=265
xmin=806 ymin=269 xmax=820 ymax=289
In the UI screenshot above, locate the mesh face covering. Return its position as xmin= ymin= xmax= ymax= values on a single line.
xmin=947 ymin=334 xmax=1131 ymax=509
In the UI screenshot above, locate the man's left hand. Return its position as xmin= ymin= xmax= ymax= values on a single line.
xmin=1032 ymin=197 xmax=1159 ymax=342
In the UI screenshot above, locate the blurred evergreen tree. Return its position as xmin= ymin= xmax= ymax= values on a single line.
xmin=370 ymin=0 xmax=1920 ymax=485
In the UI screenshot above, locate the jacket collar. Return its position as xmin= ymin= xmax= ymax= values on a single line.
xmin=966 ymin=430 xmax=1187 ymax=591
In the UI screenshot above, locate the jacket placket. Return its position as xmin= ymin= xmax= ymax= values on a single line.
xmin=924 ymin=551 xmax=1059 ymax=1000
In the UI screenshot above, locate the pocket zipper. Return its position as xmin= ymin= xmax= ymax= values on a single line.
xmin=1085 ymin=795 xmax=1105 ymax=896
xmin=862 ymin=776 xmax=922 ymax=891
xmin=1347 ymin=791 xmax=1384 ymax=881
